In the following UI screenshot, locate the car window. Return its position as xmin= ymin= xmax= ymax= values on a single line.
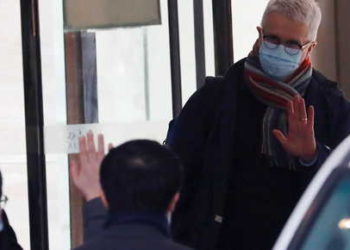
xmin=298 ymin=170 xmax=350 ymax=250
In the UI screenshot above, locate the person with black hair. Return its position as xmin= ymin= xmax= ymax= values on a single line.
xmin=0 ymin=171 xmax=23 ymax=250
xmin=71 ymin=132 xmax=191 ymax=250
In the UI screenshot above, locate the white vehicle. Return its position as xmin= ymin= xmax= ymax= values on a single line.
xmin=274 ymin=135 xmax=350 ymax=250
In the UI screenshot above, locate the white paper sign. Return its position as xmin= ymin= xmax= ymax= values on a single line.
xmin=44 ymin=122 xmax=168 ymax=154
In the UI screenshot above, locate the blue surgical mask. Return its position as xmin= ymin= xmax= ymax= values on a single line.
xmin=259 ymin=41 xmax=302 ymax=80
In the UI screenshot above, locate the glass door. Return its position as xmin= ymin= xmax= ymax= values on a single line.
xmin=39 ymin=0 xmax=174 ymax=248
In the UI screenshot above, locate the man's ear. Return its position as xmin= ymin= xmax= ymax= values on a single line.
xmin=167 ymin=192 xmax=180 ymax=213
xmin=252 ymin=26 xmax=263 ymax=55
xmin=306 ymin=41 xmax=317 ymax=58
xmin=257 ymin=26 xmax=263 ymax=37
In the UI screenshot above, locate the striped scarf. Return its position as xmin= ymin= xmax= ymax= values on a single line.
xmin=244 ymin=55 xmax=312 ymax=169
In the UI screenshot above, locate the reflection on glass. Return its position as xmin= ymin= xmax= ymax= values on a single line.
xmin=338 ymin=218 xmax=350 ymax=230
xmin=300 ymin=172 xmax=350 ymax=250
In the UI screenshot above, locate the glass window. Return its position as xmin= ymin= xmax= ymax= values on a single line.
xmin=25 ymin=0 xmax=219 ymax=248
xmin=95 ymin=0 xmax=173 ymax=139
xmin=178 ymin=0 xmax=216 ymax=105
xmin=40 ymin=0 xmax=175 ymax=248
xmin=96 ymin=13 xmax=172 ymax=123
xmin=39 ymin=0 xmax=71 ymax=249
xmin=232 ymin=0 xmax=269 ymax=62
xmin=203 ymin=0 xmax=215 ymax=77
xmin=0 ymin=0 xmax=30 ymax=249
xmin=298 ymin=170 xmax=350 ymax=250
xmin=178 ymin=0 xmax=196 ymax=104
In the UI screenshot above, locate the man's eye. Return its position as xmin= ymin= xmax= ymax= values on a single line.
xmin=285 ymin=42 xmax=301 ymax=49
xmin=263 ymin=36 xmax=280 ymax=45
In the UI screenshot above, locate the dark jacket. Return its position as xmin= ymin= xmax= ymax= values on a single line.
xmin=75 ymin=199 xmax=192 ymax=250
xmin=166 ymin=59 xmax=350 ymax=249
xmin=0 ymin=211 xmax=23 ymax=250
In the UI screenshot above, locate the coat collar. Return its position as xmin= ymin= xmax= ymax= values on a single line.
xmin=106 ymin=211 xmax=170 ymax=237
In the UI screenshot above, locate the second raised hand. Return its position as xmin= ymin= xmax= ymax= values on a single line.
xmin=70 ymin=131 xmax=112 ymax=201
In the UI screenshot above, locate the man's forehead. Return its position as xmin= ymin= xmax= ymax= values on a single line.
xmin=262 ymin=12 xmax=310 ymax=41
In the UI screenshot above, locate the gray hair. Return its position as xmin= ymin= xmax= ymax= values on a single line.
xmin=262 ymin=0 xmax=322 ymax=40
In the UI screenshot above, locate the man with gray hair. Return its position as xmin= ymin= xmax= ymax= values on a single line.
xmin=166 ymin=0 xmax=350 ymax=249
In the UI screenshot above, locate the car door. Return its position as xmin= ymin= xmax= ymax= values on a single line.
xmin=274 ymin=136 xmax=350 ymax=250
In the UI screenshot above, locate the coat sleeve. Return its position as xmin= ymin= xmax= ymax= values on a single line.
xmin=166 ymin=78 xmax=222 ymax=244
xmin=315 ymin=81 xmax=350 ymax=166
xmin=0 ymin=211 xmax=23 ymax=250
xmin=327 ymin=86 xmax=350 ymax=148
xmin=83 ymin=198 xmax=107 ymax=241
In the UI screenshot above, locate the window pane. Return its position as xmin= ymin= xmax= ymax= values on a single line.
xmin=203 ymin=0 xmax=215 ymax=77
xmin=96 ymin=0 xmax=173 ymax=136
xmin=40 ymin=1 xmax=174 ymax=248
xmin=178 ymin=0 xmax=196 ymax=104
xmin=300 ymin=171 xmax=350 ymax=250
xmin=177 ymin=0 xmax=216 ymax=105
xmin=0 ymin=0 xmax=30 ymax=249
xmin=232 ymin=0 xmax=269 ymax=62
xmin=96 ymin=24 xmax=173 ymax=123
xmin=39 ymin=0 xmax=71 ymax=249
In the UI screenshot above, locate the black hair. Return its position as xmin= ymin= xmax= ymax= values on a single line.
xmin=100 ymin=140 xmax=182 ymax=213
